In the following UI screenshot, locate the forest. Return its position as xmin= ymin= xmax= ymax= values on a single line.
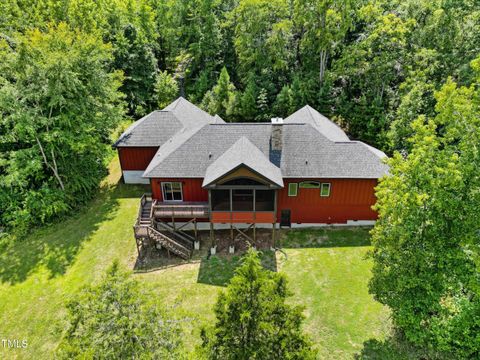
xmin=1 ymin=0 xmax=480 ymax=358
xmin=1 ymin=0 xmax=479 ymax=235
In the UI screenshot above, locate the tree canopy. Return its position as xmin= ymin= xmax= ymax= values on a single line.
xmin=1 ymin=0 xmax=479 ymax=236
xmin=57 ymin=261 xmax=184 ymax=359
xmin=370 ymin=58 xmax=480 ymax=357
xmin=201 ymin=249 xmax=316 ymax=359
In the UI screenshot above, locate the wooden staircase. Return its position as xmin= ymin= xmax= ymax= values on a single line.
xmin=133 ymin=194 xmax=194 ymax=259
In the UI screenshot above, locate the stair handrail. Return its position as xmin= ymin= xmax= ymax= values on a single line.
xmin=154 ymin=221 xmax=194 ymax=246
xmin=136 ymin=193 xmax=147 ymax=226
xmin=148 ymin=227 xmax=191 ymax=256
xmin=149 ymin=199 xmax=156 ymax=225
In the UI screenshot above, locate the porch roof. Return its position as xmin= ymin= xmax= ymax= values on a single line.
xmin=202 ymin=137 xmax=284 ymax=188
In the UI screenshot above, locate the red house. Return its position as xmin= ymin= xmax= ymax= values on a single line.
xmin=114 ymin=98 xmax=388 ymax=258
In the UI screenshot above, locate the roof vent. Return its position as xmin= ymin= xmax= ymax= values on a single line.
xmin=208 ymin=152 xmax=212 ymax=159
xmin=271 ymin=117 xmax=284 ymax=125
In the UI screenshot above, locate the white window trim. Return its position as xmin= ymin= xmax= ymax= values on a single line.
xmin=320 ymin=183 xmax=331 ymax=197
xmin=161 ymin=181 xmax=183 ymax=202
xmin=299 ymin=181 xmax=320 ymax=189
xmin=288 ymin=183 xmax=298 ymax=197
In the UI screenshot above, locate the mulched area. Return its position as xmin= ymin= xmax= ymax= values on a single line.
xmin=211 ymin=228 xmax=275 ymax=254
xmin=133 ymin=228 xmax=276 ymax=271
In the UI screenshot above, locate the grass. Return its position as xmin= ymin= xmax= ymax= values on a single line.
xmin=0 ymin=158 xmax=416 ymax=359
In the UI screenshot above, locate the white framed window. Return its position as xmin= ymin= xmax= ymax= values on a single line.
xmin=320 ymin=183 xmax=331 ymax=197
xmin=161 ymin=182 xmax=183 ymax=201
xmin=288 ymin=183 xmax=298 ymax=197
xmin=299 ymin=181 xmax=320 ymax=189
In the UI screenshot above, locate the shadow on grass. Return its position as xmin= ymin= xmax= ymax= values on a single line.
xmin=280 ymin=226 xmax=372 ymax=249
xmin=0 ymin=181 xmax=145 ymax=285
xmin=196 ymin=250 xmax=277 ymax=287
xmin=355 ymin=334 xmax=446 ymax=360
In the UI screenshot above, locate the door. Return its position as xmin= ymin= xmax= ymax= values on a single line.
xmin=280 ymin=209 xmax=291 ymax=227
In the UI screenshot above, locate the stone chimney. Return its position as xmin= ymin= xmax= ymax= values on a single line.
xmin=271 ymin=117 xmax=283 ymax=151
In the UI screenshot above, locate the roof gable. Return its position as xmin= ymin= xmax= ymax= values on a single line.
xmin=142 ymin=123 xmax=388 ymax=179
xmin=284 ymin=105 xmax=349 ymax=141
xmin=202 ymin=137 xmax=284 ymax=188
xmin=113 ymin=97 xmax=220 ymax=148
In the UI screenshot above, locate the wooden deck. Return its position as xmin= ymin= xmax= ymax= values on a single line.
xmin=153 ymin=201 xmax=209 ymax=218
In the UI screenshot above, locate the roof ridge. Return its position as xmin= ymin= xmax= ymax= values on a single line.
xmin=142 ymin=123 xmax=206 ymax=177
xmin=113 ymin=112 xmax=157 ymax=147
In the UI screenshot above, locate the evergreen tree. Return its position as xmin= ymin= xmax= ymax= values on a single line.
xmin=273 ymin=84 xmax=294 ymax=117
xmin=201 ymin=249 xmax=316 ymax=360
xmin=113 ymin=23 xmax=158 ymax=117
xmin=201 ymin=67 xmax=236 ymax=119
xmin=239 ymin=77 xmax=258 ymax=121
xmin=155 ymin=70 xmax=179 ymax=109
xmin=255 ymin=88 xmax=270 ymax=121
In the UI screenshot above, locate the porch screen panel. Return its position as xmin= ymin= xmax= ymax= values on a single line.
xmin=211 ymin=190 xmax=230 ymax=211
xmin=232 ymin=189 xmax=254 ymax=211
xmin=255 ymin=190 xmax=275 ymax=211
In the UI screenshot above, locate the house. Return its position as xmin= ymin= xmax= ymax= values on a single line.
xmin=114 ymin=97 xmax=388 ymax=259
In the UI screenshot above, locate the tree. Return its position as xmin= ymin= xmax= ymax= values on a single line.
xmin=201 ymin=67 xmax=236 ymax=119
xmin=155 ymin=70 xmax=179 ymax=109
xmin=201 ymin=249 xmax=316 ymax=360
xmin=273 ymin=84 xmax=294 ymax=117
xmin=294 ymin=0 xmax=352 ymax=86
xmin=239 ymin=77 xmax=258 ymax=120
xmin=0 ymin=23 xmax=124 ymax=235
xmin=370 ymin=59 xmax=480 ymax=357
xmin=255 ymin=88 xmax=270 ymax=121
xmin=57 ymin=261 xmax=184 ymax=359
xmin=113 ymin=23 xmax=158 ymax=116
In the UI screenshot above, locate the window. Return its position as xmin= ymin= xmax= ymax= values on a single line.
xmin=211 ymin=189 xmax=230 ymax=211
xmin=255 ymin=190 xmax=275 ymax=211
xmin=320 ymin=183 xmax=331 ymax=197
xmin=232 ymin=189 xmax=254 ymax=211
xmin=161 ymin=182 xmax=183 ymax=201
xmin=288 ymin=183 xmax=298 ymax=197
xmin=222 ymin=178 xmax=265 ymax=186
xmin=299 ymin=181 xmax=320 ymax=189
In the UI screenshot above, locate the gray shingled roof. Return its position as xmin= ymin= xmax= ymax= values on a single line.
xmin=143 ymin=123 xmax=388 ymax=179
xmin=284 ymin=105 xmax=349 ymax=142
xmin=113 ymin=97 xmax=222 ymax=147
xmin=202 ymin=137 xmax=284 ymax=188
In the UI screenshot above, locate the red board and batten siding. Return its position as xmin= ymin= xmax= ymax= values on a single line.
xmin=117 ymin=147 xmax=159 ymax=170
xmin=277 ymin=178 xmax=378 ymax=224
xmin=150 ymin=177 xmax=378 ymax=223
xmin=150 ymin=178 xmax=208 ymax=202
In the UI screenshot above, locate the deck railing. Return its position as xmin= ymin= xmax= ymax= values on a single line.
xmin=153 ymin=202 xmax=209 ymax=218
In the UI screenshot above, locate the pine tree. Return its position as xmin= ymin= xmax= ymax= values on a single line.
xmin=239 ymin=77 xmax=258 ymax=121
xmin=201 ymin=66 xmax=236 ymax=119
xmin=255 ymin=88 xmax=270 ymax=121
xmin=201 ymin=249 xmax=316 ymax=360
xmin=273 ymin=84 xmax=294 ymax=117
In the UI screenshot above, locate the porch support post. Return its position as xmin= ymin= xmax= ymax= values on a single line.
xmin=210 ymin=222 xmax=215 ymax=249
xmin=272 ymin=222 xmax=276 ymax=249
xmin=253 ymin=223 xmax=256 ymax=244
xmin=136 ymin=238 xmax=141 ymax=258
xmin=194 ymin=218 xmax=198 ymax=241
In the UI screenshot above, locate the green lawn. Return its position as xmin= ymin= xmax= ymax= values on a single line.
xmin=0 ymin=159 xmax=408 ymax=359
